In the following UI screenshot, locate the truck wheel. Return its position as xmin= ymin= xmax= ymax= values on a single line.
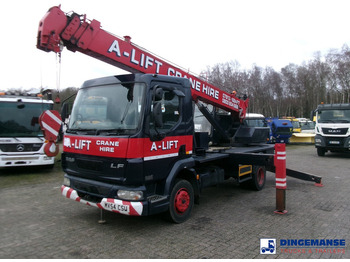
xmin=249 ymin=166 xmax=266 ymax=191
xmin=166 ymin=179 xmax=194 ymax=223
xmin=317 ymin=147 xmax=326 ymax=156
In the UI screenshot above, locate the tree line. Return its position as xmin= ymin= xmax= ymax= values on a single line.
xmin=201 ymin=44 xmax=350 ymax=118
xmin=6 ymin=44 xmax=350 ymax=119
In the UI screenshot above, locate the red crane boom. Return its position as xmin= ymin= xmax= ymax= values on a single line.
xmin=37 ymin=5 xmax=248 ymax=119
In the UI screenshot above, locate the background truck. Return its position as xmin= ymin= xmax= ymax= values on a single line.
xmin=266 ymin=118 xmax=293 ymax=143
xmin=312 ymin=103 xmax=350 ymax=156
xmin=0 ymin=90 xmax=55 ymax=168
xmin=242 ymin=113 xmax=270 ymax=144
xmin=37 ymin=6 xmax=277 ymax=223
xmin=288 ymin=118 xmax=315 ymax=144
xmin=298 ymin=118 xmax=315 ymax=133
xmin=283 ymin=117 xmax=301 ymax=133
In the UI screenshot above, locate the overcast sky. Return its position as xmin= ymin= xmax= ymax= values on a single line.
xmin=1 ymin=0 xmax=350 ymax=91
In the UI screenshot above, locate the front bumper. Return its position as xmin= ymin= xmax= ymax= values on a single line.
xmin=0 ymin=154 xmax=54 ymax=167
xmin=61 ymin=185 xmax=144 ymax=216
xmin=315 ymin=134 xmax=350 ymax=149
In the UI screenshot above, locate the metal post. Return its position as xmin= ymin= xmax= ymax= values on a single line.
xmin=274 ymin=143 xmax=287 ymax=214
xmin=98 ymin=209 xmax=106 ymax=224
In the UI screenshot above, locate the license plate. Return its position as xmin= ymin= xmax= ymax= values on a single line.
xmin=104 ymin=202 xmax=129 ymax=212
xmin=329 ymin=141 xmax=340 ymax=145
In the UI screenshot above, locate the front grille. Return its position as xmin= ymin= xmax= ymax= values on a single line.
xmin=74 ymin=180 xmax=112 ymax=198
xmin=0 ymin=143 xmax=43 ymax=152
xmin=322 ymin=127 xmax=348 ymax=135
xmin=276 ymin=127 xmax=292 ymax=135
xmin=63 ymin=153 xmax=128 ymax=184
xmin=76 ymin=158 xmax=103 ymax=172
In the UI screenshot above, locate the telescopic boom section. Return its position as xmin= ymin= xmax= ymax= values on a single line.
xmin=37 ymin=6 xmax=248 ymax=118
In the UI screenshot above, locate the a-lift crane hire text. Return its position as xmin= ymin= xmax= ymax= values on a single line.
xmin=151 ymin=140 xmax=179 ymax=151
xmin=107 ymin=40 xmax=219 ymax=100
xmin=65 ymin=138 xmax=119 ymax=152
xmin=68 ymin=139 xmax=92 ymax=150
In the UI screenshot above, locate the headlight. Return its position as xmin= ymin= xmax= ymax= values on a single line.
xmin=63 ymin=177 xmax=71 ymax=187
xmin=117 ymin=190 xmax=143 ymax=201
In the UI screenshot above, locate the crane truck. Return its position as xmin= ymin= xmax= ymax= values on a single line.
xmin=37 ymin=5 xmax=278 ymax=223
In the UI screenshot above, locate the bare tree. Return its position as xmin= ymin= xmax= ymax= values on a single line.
xmin=199 ymin=43 xmax=350 ymax=118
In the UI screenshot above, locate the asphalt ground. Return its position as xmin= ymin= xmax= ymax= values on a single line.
xmin=0 ymin=144 xmax=350 ymax=259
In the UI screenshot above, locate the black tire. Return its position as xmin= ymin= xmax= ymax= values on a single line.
xmin=249 ymin=166 xmax=266 ymax=191
xmin=166 ymin=179 xmax=194 ymax=223
xmin=317 ymin=147 xmax=326 ymax=156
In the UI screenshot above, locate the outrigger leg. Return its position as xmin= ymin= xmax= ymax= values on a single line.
xmin=286 ymin=168 xmax=323 ymax=187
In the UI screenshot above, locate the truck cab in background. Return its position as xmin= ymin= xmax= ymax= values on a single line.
xmin=0 ymin=90 xmax=55 ymax=168
xmin=242 ymin=113 xmax=270 ymax=144
xmin=312 ymin=103 xmax=350 ymax=156
xmin=266 ymin=118 xmax=293 ymax=144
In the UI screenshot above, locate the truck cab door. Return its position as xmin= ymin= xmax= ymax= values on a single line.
xmin=144 ymin=84 xmax=191 ymax=182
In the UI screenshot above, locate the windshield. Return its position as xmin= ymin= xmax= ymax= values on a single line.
xmin=291 ymin=121 xmax=300 ymax=129
xmin=317 ymin=109 xmax=350 ymax=123
xmin=301 ymin=121 xmax=315 ymax=130
xmin=244 ymin=118 xmax=267 ymax=127
xmin=0 ymin=102 xmax=52 ymax=137
xmin=68 ymin=82 xmax=145 ymax=135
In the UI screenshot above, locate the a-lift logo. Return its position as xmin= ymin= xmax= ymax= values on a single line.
xmin=260 ymin=238 xmax=276 ymax=254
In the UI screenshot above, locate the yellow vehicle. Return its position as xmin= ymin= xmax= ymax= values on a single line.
xmin=298 ymin=118 xmax=315 ymax=133
xmin=282 ymin=117 xmax=315 ymax=144
xmin=281 ymin=117 xmax=301 ymax=133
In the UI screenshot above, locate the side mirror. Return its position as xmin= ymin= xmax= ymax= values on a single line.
xmin=153 ymin=102 xmax=163 ymax=128
xmin=61 ymin=102 xmax=69 ymax=123
xmin=154 ymin=87 xmax=164 ymax=101
xmin=310 ymin=110 xmax=315 ymax=121
xmin=172 ymin=89 xmax=185 ymax=97
xmin=47 ymin=92 xmax=53 ymax=101
xmin=152 ymin=86 xmax=164 ymax=128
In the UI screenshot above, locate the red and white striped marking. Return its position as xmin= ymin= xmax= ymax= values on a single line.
xmin=276 ymin=151 xmax=286 ymax=160
xmin=275 ymin=177 xmax=287 ymax=188
xmin=274 ymin=143 xmax=287 ymax=189
xmin=61 ymin=185 xmax=143 ymax=216
xmin=39 ymin=110 xmax=62 ymax=141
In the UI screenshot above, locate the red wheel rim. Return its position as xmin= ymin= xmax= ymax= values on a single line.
xmin=174 ymin=188 xmax=190 ymax=214
xmin=257 ymin=168 xmax=265 ymax=186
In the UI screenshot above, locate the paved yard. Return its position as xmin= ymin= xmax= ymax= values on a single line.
xmin=0 ymin=145 xmax=349 ymax=259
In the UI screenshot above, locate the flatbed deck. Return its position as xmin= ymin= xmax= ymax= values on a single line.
xmin=193 ymin=144 xmax=275 ymax=166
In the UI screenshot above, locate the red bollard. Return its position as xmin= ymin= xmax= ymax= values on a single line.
xmin=274 ymin=143 xmax=288 ymax=214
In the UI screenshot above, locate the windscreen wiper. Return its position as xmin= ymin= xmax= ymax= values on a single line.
xmin=121 ymin=101 xmax=131 ymax=124
xmin=95 ymin=129 xmax=123 ymax=136
xmin=67 ymin=128 xmax=95 ymax=135
xmin=320 ymin=120 xmax=334 ymax=123
xmin=337 ymin=120 xmax=350 ymax=123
